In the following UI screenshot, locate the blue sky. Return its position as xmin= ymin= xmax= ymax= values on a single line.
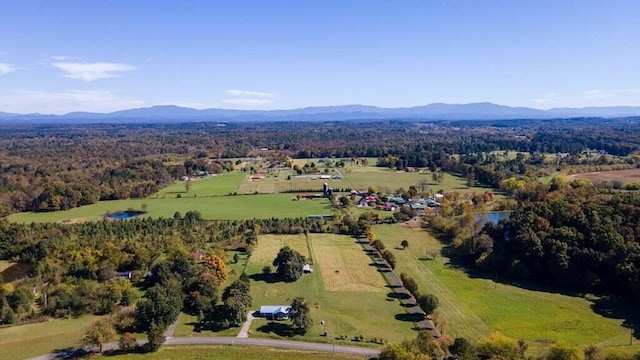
xmin=1 ymin=1 xmax=639 ymax=114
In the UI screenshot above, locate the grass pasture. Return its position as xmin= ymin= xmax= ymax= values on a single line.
xmin=312 ymin=234 xmax=386 ymax=292
xmin=154 ymin=172 xmax=246 ymax=197
xmin=339 ymin=165 xmax=500 ymax=196
xmin=107 ymin=345 xmax=367 ymax=360
xmin=244 ymin=233 xmax=416 ymax=344
xmin=236 ymin=167 xmax=345 ymax=195
xmin=0 ymin=315 xmax=99 ymax=360
xmin=568 ymin=168 xmax=640 ymax=185
xmin=0 ymin=259 xmax=11 ymax=272
xmin=7 ymin=193 xmax=334 ymax=223
xmin=372 ymin=224 xmax=638 ymax=353
xmin=252 ymin=234 xmax=311 ymax=265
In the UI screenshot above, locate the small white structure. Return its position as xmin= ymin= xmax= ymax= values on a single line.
xmin=302 ymin=264 xmax=314 ymax=273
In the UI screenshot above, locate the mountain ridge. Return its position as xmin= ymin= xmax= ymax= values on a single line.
xmin=2 ymin=102 xmax=640 ymax=123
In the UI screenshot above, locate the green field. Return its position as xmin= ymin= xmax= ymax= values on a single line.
xmin=242 ymin=233 xmax=415 ymax=345
xmin=154 ymin=172 xmax=247 ymax=197
xmin=0 ymin=259 xmax=11 ymax=272
xmin=371 ymin=224 xmax=639 ymax=354
xmin=339 ymin=165 xmax=499 ymax=196
xmin=236 ymin=167 xmax=345 ymax=195
xmin=0 ymin=315 xmax=99 ymax=360
xmin=106 ymin=345 xmax=367 ymax=360
xmin=6 ymin=193 xmax=335 ymax=223
xmin=177 ymin=233 xmax=415 ymax=343
xmin=237 ymin=161 xmax=501 ymax=197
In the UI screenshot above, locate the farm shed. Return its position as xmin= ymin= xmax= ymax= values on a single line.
xmin=259 ymin=305 xmax=291 ymax=320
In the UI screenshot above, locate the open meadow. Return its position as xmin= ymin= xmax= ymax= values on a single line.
xmin=236 ymin=167 xmax=345 ymax=195
xmin=339 ymin=164 xmax=500 ymax=196
xmin=241 ymin=233 xmax=416 ymax=345
xmin=6 ymin=193 xmax=334 ymax=223
xmin=106 ymin=345 xmax=367 ymax=360
xmin=153 ymin=172 xmax=247 ymax=197
xmin=567 ymin=168 xmax=640 ymax=184
xmin=0 ymin=259 xmax=11 ymax=272
xmin=0 ymin=315 xmax=99 ymax=360
xmin=236 ymin=159 xmax=501 ymax=197
xmin=371 ymin=224 xmax=640 ymax=355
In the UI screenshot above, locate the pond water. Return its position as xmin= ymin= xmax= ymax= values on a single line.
xmin=106 ymin=210 xmax=145 ymax=220
xmin=475 ymin=211 xmax=512 ymax=225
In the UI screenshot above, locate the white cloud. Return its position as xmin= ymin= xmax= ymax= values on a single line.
xmin=220 ymin=89 xmax=280 ymax=109
xmin=221 ymin=98 xmax=274 ymax=107
xmin=226 ymin=89 xmax=277 ymax=99
xmin=0 ymin=63 xmax=17 ymax=75
xmin=0 ymin=90 xmax=144 ymax=115
xmin=584 ymin=88 xmax=640 ymax=100
xmin=50 ymin=55 xmax=69 ymax=61
xmin=584 ymin=89 xmax=612 ymax=99
xmin=52 ymin=62 xmax=137 ymax=82
xmin=531 ymin=93 xmax=556 ymax=104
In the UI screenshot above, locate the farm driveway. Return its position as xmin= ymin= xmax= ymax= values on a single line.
xmin=237 ymin=311 xmax=255 ymax=338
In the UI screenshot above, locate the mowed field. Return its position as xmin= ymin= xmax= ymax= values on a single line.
xmin=568 ymin=168 xmax=640 ymax=184
xmin=244 ymin=233 xmax=416 ymax=344
xmin=372 ymin=224 xmax=639 ymax=354
xmin=0 ymin=315 xmax=99 ymax=360
xmin=236 ymin=167 xmax=345 ymax=195
xmin=340 ymin=165 xmax=500 ymax=196
xmin=6 ymin=193 xmax=334 ymax=223
xmin=0 ymin=259 xmax=11 ymax=272
xmin=237 ymin=160 xmax=501 ymax=197
xmin=154 ymin=172 xmax=247 ymax=197
xmin=108 ymin=345 xmax=367 ymax=360
xmin=312 ymin=234 xmax=386 ymax=292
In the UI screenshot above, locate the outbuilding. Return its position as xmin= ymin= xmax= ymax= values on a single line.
xmin=259 ymin=305 xmax=291 ymax=320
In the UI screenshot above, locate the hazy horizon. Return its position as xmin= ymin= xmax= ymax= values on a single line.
xmin=1 ymin=1 xmax=639 ymax=115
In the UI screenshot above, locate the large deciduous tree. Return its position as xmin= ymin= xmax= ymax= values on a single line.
xmin=289 ymin=297 xmax=312 ymax=335
xmin=415 ymin=293 xmax=439 ymax=315
xmin=221 ymin=280 xmax=253 ymax=327
xmin=272 ymin=246 xmax=306 ymax=282
xmin=202 ymin=254 xmax=228 ymax=286
xmin=83 ymin=320 xmax=116 ymax=353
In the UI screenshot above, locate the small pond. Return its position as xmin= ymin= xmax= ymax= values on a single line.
xmin=106 ymin=210 xmax=145 ymax=220
xmin=475 ymin=211 xmax=512 ymax=226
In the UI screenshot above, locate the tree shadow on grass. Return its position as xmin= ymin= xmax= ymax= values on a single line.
xmin=591 ymin=296 xmax=640 ymax=339
xmin=401 ymin=302 xmax=417 ymax=308
xmin=431 ymin=233 xmax=586 ymax=298
xmin=395 ymin=313 xmax=426 ymax=322
xmin=51 ymin=347 xmax=92 ymax=358
xmin=187 ymin=321 xmax=238 ymax=333
xmin=249 ymin=272 xmax=281 ymax=284
xmin=257 ymin=321 xmax=295 ymax=337
xmin=387 ymin=292 xmax=411 ymax=300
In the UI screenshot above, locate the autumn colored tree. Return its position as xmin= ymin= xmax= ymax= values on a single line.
xmin=202 ymin=254 xmax=228 ymax=286
xmin=83 ymin=320 xmax=116 ymax=353
xmin=118 ymin=332 xmax=137 ymax=352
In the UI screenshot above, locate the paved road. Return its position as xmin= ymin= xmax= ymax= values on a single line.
xmin=358 ymin=238 xmax=440 ymax=338
xmin=29 ymin=337 xmax=379 ymax=359
xmin=166 ymin=337 xmax=380 ymax=357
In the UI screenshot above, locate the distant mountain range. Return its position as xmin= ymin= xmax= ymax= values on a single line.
xmin=2 ymin=102 xmax=640 ymax=123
